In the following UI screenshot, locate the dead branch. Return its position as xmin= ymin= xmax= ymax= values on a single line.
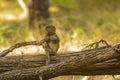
xmin=0 ymin=41 xmax=43 ymax=57
xmin=83 ymin=39 xmax=111 ymax=49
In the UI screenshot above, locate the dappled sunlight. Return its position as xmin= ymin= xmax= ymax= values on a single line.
xmin=0 ymin=12 xmax=28 ymax=20
xmin=12 ymin=46 xmax=44 ymax=56
xmin=59 ymin=39 xmax=89 ymax=53
xmin=0 ymin=13 xmax=16 ymax=20
xmin=0 ymin=0 xmax=28 ymax=20
xmin=67 ymin=45 xmax=83 ymax=52
xmin=0 ymin=48 xmax=7 ymax=53
xmin=49 ymin=6 xmax=59 ymax=13
xmin=65 ymin=31 xmax=84 ymax=52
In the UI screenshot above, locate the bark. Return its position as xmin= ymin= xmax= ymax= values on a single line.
xmin=0 ymin=53 xmax=120 ymax=73
xmin=0 ymin=44 xmax=120 ymax=80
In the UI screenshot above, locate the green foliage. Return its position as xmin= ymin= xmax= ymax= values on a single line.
xmin=50 ymin=0 xmax=120 ymax=44
xmin=0 ymin=0 xmax=22 ymax=13
xmin=0 ymin=0 xmax=120 ymax=46
xmin=50 ymin=0 xmax=74 ymax=11
xmin=0 ymin=20 xmax=28 ymax=46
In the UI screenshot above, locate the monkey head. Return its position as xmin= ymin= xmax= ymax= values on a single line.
xmin=45 ymin=25 xmax=56 ymax=35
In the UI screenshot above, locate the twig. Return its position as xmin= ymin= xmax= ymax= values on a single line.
xmin=83 ymin=39 xmax=111 ymax=50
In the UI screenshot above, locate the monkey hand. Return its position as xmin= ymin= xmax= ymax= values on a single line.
xmin=50 ymin=35 xmax=60 ymax=42
xmin=44 ymin=36 xmax=50 ymax=42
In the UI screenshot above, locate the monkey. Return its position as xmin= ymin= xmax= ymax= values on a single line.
xmin=42 ymin=25 xmax=60 ymax=65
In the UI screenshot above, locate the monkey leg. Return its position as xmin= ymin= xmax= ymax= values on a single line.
xmin=46 ymin=51 xmax=51 ymax=65
xmin=39 ymin=76 xmax=49 ymax=80
xmin=39 ymin=76 xmax=43 ymax=80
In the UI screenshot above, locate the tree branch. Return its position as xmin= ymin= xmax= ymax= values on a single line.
xmin=0 ymin=44 xmax=120 ymax=80
xmin=0 ymin=53 xmax=120 ymax=73
xmin=0 ymin=41 xmax=43 ymax=57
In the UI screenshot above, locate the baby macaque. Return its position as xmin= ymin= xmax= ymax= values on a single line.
xmin=42 ymin=25 xmax=60 ymax=65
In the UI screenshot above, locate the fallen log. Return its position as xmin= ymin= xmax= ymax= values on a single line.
xmin=0 ymin=44 xmax=120 ymax=80
xmin=0 ymin=53 xmax=120 ymax=73
xmin=0 ymin=46 xmax=117 ymax=72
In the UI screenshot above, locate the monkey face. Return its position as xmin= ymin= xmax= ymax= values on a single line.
xmin=45 ymin=25 xmax=56 ymax=35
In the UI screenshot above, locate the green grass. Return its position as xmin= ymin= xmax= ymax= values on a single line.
xmin=0 ymin=19 xmax=29 ymax=46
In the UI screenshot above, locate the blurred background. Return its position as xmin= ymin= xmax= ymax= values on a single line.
xmin=0 ymin=0 xmax=120 ymax=80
